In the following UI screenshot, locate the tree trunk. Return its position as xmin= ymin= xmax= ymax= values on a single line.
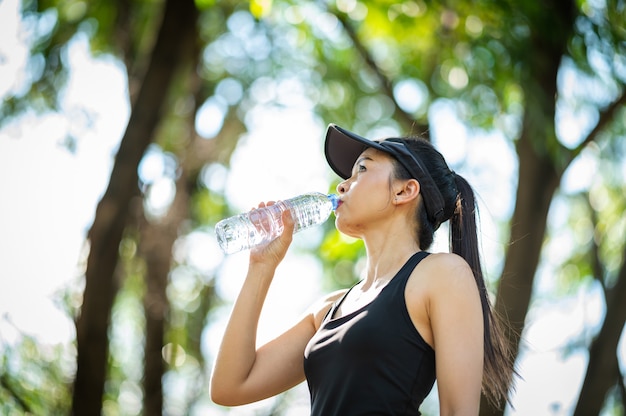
xmin=140 ymin=173 xmax=189 ymax=416
xmin=479 ymin=2 xmax=576 ymax=414
xmin=140 ymin=69 xmax=199 ymax=416
xmin=574 ymin=244 xmax=626 ymax=415
xmin=71 ymin=0 xmax=198 ymax=414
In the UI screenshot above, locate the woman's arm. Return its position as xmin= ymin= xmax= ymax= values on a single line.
xmin=428 ymin=253 xmax=484 ymax=415
xmin=210 ymin=206 xmax=305 ymax=405
xmin=211 ymin=301 xmax=317 ymax=405
xmin=210 ymin=206 xmax=338 ymax=406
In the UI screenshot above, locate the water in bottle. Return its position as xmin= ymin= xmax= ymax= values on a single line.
xmin=215 ymin=192 xmax=339 ymax=254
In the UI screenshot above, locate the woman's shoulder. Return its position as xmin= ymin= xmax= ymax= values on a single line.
xmin=307 ymin=288 xmax=349 ymax=330
xmin=415 ymin=252 xmax=476 ymax=291
xmin=424 ymin=251 xmax=471 ymax=271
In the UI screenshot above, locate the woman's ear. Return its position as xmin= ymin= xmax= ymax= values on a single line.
xmin=394 ymin=179 xmax=420 ymax=205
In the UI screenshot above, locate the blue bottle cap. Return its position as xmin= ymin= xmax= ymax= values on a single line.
xmin=327 ymin=194 xmax=340 ymax=210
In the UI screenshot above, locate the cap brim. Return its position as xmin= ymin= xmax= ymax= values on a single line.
xmin=324 ymin=124 xmax=387 ymax=180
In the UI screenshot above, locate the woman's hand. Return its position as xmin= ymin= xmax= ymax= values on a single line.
xmin=249 ymin=201 xmax=295 ymax=267
xmin=210 ymin=201 xmax=306 ymax=406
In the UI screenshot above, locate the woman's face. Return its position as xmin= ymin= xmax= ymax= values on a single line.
xmin=334 ymin=148 xmax=399 ymax=237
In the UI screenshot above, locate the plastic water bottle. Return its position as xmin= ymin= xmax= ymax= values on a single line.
xmin=215 ymin=192 xmax=340 ymax=254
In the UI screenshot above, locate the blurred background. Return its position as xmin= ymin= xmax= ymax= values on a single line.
xmin=0 ymin=0 xmax=624 ymax=415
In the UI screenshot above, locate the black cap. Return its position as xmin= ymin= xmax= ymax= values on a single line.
xmin=324 ymin=123 xmax=446 ymax=228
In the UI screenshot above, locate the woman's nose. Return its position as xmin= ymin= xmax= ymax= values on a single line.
xmin=337 ymin=180 xmax=348 ymax=194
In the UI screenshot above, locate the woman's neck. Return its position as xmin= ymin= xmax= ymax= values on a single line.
xmin=361 ymin=227 xmax=421 ymax=287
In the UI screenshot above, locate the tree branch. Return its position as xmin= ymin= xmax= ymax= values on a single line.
xmin=0 ymin=373 xmax=31 ymax=413
xmin=333 ymin=12 xmax=429 ymax=136
xmin=571 ymin=89 xmax=626 ymax=160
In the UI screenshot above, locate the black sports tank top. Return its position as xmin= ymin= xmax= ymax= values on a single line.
xmin=303 ymin=251 xmax=435 ymax=416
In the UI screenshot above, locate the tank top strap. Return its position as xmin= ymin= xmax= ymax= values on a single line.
xmin=325 ymin=252 xmax=429 ymax=322
xmin=324 ymin=280 xmax=361 ymax=322
xmin=387 ymin=251 xmax=430 ymax=294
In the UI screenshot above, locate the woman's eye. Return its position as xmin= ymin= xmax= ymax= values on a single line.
xmin=358 ymin=164 xmax=366 ymax=172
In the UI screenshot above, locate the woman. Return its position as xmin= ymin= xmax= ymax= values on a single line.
xmin=210 ymin=124 xmax=515 ymax=415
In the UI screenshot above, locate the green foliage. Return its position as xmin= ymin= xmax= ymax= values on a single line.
xmin=250 ymin=0 xmax=273 ymax=19
xmin=319 ymin=228 xmax=365 ymax=289
xmin=191 ymin=186 xmax=228 ymax=225
xmin=554 ymin=194 xmax=597 ymax=292
xmin=0 ymin=335 xmax=72 ymax=414
xmin=592 ymin=185 xmax=626 ymax=285
xmin=551 ymin=135 xmax=626 ymax=295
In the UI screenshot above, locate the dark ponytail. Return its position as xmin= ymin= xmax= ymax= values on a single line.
xmin=389 ymin=137 xmax=516 ymax=409
xmin=450 ymin=174 xmax=516 ymax=408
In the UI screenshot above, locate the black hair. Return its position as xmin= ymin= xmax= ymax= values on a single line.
xmin=387 ymin=136 xmax=516 ymax=409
